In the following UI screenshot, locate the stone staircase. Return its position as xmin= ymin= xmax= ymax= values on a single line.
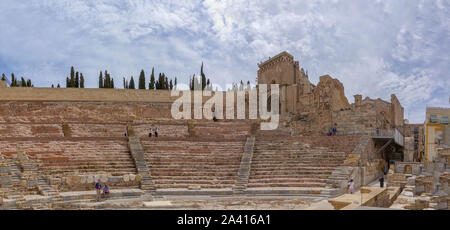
xmin=232 ymin=136 xmax=255 ymax=194
xmin=16 ymin=153 xmax=63 ymax=208
xmin=128 ymin=136 xmax=156 ymax=192
xmin=0 ymin=156 xmax=39 ymax=209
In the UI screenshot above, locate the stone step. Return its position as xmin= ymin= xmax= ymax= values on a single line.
xmin=247 ymin=182 xmax=327 ymax=187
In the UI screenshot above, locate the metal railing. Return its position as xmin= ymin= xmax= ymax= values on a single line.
xmin=371 ymin=128 xmax=404 ymax=147
xmin=372 ymin=129 xmax=394 ymax=137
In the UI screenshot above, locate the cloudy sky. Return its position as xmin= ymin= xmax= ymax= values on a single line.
xmin=0 ymin=0 xmax=448 ymax=123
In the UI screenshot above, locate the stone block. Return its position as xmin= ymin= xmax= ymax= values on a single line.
xmin=135 ymin=174 xmax=142 ymax=182
xmin=188 ymin=185 xmax=201 ymax=190
xmin=407 ymin=177 xmax=416 ymax=186
xmin=108 ymin=176 xmax=122 ymax=183
xmin=100 ymin=174 xmax=108 ymax=183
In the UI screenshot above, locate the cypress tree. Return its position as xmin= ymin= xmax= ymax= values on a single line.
xmin=139 ymin=69 xmax=146 ymax=89
xmin=99 ymin=71 xmax=103 ymax=88
xmin=111 ymin=78 xmax=114 ymax=88
xmin=104 ymin=70 xmax=110 ymax=88
xmin=191 ymin=74 xmax=195 ymax=90
xmin=20 ymin=77 xmax=26 ymax=87
xmin=169 ymin=79 xmax=173 ymax=90
xmin=70 ymin=66 xmax=75 ymax=83
xmin=129 ymin=76 xmax=135 ymax=89
xmin=80 ymin=74 xmax=84 ymax=88
xmin=174 ymin=77 xmax=177 ymax=90
xmin=26 ymin=79 xmax=31 ymax=87
xmin=57 ymin=83 xmax=60 ymax=88
xmin=1 ymin=73 xmax=5 ymax=81
xmin=66 ymin=77 xmax=70 ymax=88
xmin=123 ymin=77 xmax=127 ymax=89
xmin=155 ymin=73 xmax=160 ymax=89
xmin=70 ymin=71 xmax=75 ymax=88
xmin=149 ymin=67 xmax=155 ymax=90
xmin=51 ymin=84 xmax=54 ymax=88
xmin=75 ymin=72 xmax=79 ymax=88
xmin=164 ymin=74 xmax=168 ymax=90
xmin=11 ymin=73 xmax=16 ymax=87
xmin=200 ymin=62 xmax=206 ymax=90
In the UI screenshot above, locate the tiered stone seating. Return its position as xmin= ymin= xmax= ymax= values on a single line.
xmin=142 ymin=139 xmax=245 ymax=189
xmin=68 ymin=123 xmax=127 ymax=137
xmin=0 ymin=138 xmax=136 ymax=177
xmin=132 ymin=124 xmax=189 ymax=139
xmin=248 ymin=136 xmax=360 ymax=189
xmin=0 ymin=124 xmax=64 ymax=137
xmin=191 ymin=122 xmax=251 ymax=140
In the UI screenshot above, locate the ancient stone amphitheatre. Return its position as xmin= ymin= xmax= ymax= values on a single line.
xmin=0 ymin=52 xmax=448 ymax=210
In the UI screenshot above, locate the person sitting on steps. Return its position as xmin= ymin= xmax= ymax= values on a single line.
xmin=102 ymin=184 xmax=110 ymax=199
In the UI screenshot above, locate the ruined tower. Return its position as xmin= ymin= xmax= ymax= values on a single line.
xmin=257 ymin=51 xmax=313 ymax=114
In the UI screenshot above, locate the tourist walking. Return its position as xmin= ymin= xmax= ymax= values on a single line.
xmin=379 ymin=177 xmax=384 ymax=188
xmin=212 ymin=109 xmax=217 ymax=122
xmin=94 ymin=180 xmax=102 ymax=201
xmin=149 ymin=128 xmax=152 ymax=138
xmin=347 ymin=179 xmax=355 ymax=194
xmin=155 ymin=127 xmax=158 ymax=138
xmin=332 ymin=124 xmax=337 ymax=136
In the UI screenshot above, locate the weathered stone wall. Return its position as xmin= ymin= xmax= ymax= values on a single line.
xmin=55 ymin=173 xmax=141 ymax=192
xmin=0 ymin=87 xmax=181 ymax=102
xmin=404 ymin=137 xmax=414 ymax=162
xmin=401 ymin=124 xmax=425 ymax=162
xmin=0 ymin=101 xmax=173 ymax=123
xmin=0 ymin=124 xmax=64 ymax=137
xmin=390 ymin=94 xmax=404 ymax=128
xmin=394 ymin=162 xmax=423 ymax=175
xmin=314 ymin=75 xmax=350 ymax=112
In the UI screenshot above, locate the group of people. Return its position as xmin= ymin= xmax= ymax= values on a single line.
xmin=94 ymin=180 xmax=110 ymax=201
xmin=124 ymin=127 xmax=159 ymax=138
xmin=328 ymin=123 xmax=338 ymax=136
xmin=148 ymin=127 xmax=159 ymax=138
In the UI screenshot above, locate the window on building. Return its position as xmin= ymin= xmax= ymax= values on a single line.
xmin=413 ymin=127 xmax=419 ymax=134
xmin=430 ymin=114 xmax=438 ymax=123
xmin=441 ymin=116 xmax=449 ymax=124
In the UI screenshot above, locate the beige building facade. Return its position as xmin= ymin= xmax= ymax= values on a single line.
xmin=425 ymin=107 xmax=450 ymax=162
